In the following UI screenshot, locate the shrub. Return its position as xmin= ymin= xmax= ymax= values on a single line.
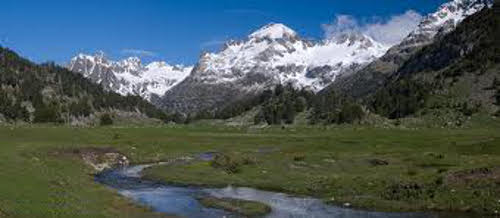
xmin=293 ymin=153 xmax=306 ymax=162
xmin=100 ymin=113 xmax=113 ymax=126
xmin=241 ymin=155 xmax=257 ymax=165
xmin=210 ymin=153 xmax=240 ymax=174
xmin=339 ymin=103 xmax=364 ymax=124
xmin=382 ymin=182 xmax=426 ymax=201
xmin=34 ymin=105 xmax=62 ymax=123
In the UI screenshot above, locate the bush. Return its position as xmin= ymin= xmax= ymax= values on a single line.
xmin=34 ymin=105 xmax=62 ymax=123
xmin=100 ymin=113 xmax=113 ymax=126
xmin=293 ymin=153 xmax=306 ymax=162
xmin=382 ymin=182 xmax=426 ymax=201
xmin=210 ymin=154 xmax=240 ymax=174
xmin=339 ymin=103 xmax=364 ymax=124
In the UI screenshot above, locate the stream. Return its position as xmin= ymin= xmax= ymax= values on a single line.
xmin=95 ymin=163 xmax=442 ymax=218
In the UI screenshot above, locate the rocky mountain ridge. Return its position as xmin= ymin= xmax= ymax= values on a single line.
xmin=68 ymin=52 xmax=193 ymax=101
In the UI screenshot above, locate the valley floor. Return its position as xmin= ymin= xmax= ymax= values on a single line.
xmin=0 ymin=120 xmax=500 ymax=217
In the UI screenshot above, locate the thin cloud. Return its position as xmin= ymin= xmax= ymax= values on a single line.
xmin=121 ymin=49 xmax=157 ymax=57
xmin=322 ymin=10 xmax=423 ymax=46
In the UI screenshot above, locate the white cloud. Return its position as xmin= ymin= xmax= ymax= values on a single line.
xmin=322 ymin=10 xmax=423 ymax=46
xmin=121 ymin=49 xmax=157 ymax=57
xmin=322 ymin=15 xmax=360 ymax=38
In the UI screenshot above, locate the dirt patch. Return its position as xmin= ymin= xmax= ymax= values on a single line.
xmin=446 ymin=167 xmax=500 ymax=184
xmin=54 ymin=147 xmax=130 ymax=172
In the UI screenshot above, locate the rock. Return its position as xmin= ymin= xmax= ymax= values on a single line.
xmin=368 ymin=159 xmax=389 ymax=166
xmin=71 ymin=147 xmax=130 ymax=172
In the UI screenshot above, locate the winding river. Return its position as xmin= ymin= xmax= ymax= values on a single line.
xmin=95 ymin=163 xmax=442 ymax=218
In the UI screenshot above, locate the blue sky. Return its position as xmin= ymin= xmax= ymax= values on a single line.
xmin=0 ymin=0 xmax=449 ymax=65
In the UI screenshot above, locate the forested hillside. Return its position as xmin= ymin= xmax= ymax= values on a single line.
xmin=0 ymin=47 xmax=168 ymax=123
xmin=370 ymin=4 xmax=500 ymax=119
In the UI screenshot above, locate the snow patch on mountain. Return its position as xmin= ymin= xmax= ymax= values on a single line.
xmin=249 ymin=23 xmax=297 ymax=40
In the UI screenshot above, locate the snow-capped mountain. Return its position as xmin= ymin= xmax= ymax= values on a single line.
xmin=193 ymin=23 xmax=388 ymax=92
xmin=68 ymin=52 xmax=193 ymax=101
xmin=400 ymin=0 xmax=493 ymax=49
xmin=157 ymin=23 xmax=389 ymax=113
xmin=328 ymin=0 xmax=493 ymax=99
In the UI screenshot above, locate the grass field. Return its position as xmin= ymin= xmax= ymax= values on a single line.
xmin=0 ymin=118 xmax=500 ymax=217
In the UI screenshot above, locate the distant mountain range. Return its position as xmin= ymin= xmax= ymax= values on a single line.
xmin=66 ymin=0 xmax=493 ymax=116
xmin=68 ymin=52 xmax=192 ymax=101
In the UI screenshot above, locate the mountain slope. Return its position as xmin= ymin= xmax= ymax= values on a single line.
xmin=68 ymin=53 xmax=193 ymax=101
xmin=369 ymin=2 xmax=500 ymax=120
xmin=0 ymin=47 xmax=167 ymax=123
xmin=326 ymin=0 xmax=493 ymax=99
xmin=158 ymin=23 xmax=388 ymax=114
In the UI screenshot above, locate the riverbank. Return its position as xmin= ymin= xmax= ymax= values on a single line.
xmin=141 ymin=127 xmax=500 ymax=216
xmin=0 ymin=124 xmax=499 ymax=217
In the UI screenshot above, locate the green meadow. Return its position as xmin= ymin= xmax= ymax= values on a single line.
xmin=1 ymin=118 xmax=500 ymax=217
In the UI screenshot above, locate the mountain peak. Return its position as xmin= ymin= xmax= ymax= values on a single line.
xmin=120 ymin=56 xmax=142 ymax=66
xmin=402 ymin=0 xmax=492 ymax=47
xmin=249 ymin=23 xmax=297 ymax=40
